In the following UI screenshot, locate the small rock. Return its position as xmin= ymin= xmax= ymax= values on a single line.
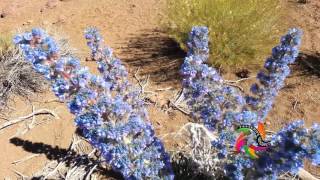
xmin=0 ymin=13 xmax=5 ymax=18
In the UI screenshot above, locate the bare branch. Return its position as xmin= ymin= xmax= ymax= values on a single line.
xmin=224 ymin=76 xmax=255 ymax=83
xmin=0 ymin=109 xmax=59 ymax=130
xmin=12 ymin=169 xmax=28 ymax=180
xmin=224 ymin=82 xmax=244 ymax=92
xmin=12 ymin=154 xmax=40 ymax=165
xmin=169 ymin=100 xmax=190 ymax=115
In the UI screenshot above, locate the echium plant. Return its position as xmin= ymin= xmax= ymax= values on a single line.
xmin=181 ymin=27 xmax=320 ymax=179
xmin=245 ymin=28 xmax=302 ymax=120
xmin=14 ymin=28 xmax=174 ymax=179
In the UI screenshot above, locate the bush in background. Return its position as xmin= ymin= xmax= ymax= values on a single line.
xmin=164 ymin=0 xmax=284 ymax=69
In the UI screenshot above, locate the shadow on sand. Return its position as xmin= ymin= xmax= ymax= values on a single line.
xmin=295 ymin=51 xmax=320 ymax=77
xmin=120 ymin=29 xmax=186 ymax=87
xmin=9 ymin=137 xmax=123 ymax=180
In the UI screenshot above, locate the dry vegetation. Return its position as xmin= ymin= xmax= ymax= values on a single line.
xmin=0 ymin=36 xmax=48 ymax=111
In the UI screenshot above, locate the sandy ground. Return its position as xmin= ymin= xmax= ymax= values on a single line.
xmin=0 ymin=0 xmax=319 ymax=179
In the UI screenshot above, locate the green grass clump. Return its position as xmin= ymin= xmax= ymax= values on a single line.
xmin=164 ymin=0 xmax=284 ymax=69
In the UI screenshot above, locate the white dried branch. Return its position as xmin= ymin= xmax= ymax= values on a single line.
xmin=12 ymin=169 xmax=28 ymax=180
xmin=12 ymin=154 xmax=40 ymax=165
xmin=169 ymin=100 xmax=190 ymax=115
xmin=224 ymin=82 xmax=244 ymax=92
xmin=0 ymin=108 xmax=59 ymax=130
xmin=224 ymin=77 xmax=255 ymax=83
xmin=134 ymin=67 xmax=152 ymax=95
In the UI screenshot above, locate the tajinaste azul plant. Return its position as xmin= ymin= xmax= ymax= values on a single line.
xmin=181 ymin=27 xmax=248 ymax=130
xmin=181 ymin=26 xmax=320 ymax=179
xmin=14 ymin=28 xmax=174 ymax=179
xmin=246 ymin=28 xmax=303 ymax=120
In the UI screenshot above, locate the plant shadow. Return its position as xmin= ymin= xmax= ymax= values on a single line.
xmin=295 ymin=51 xmax=320 ymax=77
xmin=171 ymin=152 xmax=227 ymax=180
xmin=120 ymin=29 xmax=186 ymax=87
xmin=9 ymin=137 xmax=123 ymax=180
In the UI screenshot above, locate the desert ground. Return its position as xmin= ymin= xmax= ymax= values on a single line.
xmin=0 ymin=0 xmax=319 ymax=179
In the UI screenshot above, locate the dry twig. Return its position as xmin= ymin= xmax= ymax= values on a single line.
xmin=224 ymin=76 xmax=255 ymax=83
xmin=224 ymin=82 xmax=244 ymax=92
xmin=12 ymin=169 xmax=28 ymax=180
xmin=12 ymin=154 xmax=40 ymax=165
xmin=134 ymin=67 xmax=150 ymax=94
xmin=169 ymin=100 xmax=190 ymax=115
xmin=168 ymin=88 xmax=191 ymax=115
xmin=0 ymin=108 xmax=59 ymax=130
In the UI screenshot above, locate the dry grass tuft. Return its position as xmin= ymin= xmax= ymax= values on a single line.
xmin=0 ymin=29 xmax=75 ymax=112
xmin=0 ymin=36 xmax=48 ymax=111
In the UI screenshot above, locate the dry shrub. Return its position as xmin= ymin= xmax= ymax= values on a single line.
xmin=0 ymin=28 xmax=75 ymax=111
xmin=0 ymin=36 xmax=48 ymax=110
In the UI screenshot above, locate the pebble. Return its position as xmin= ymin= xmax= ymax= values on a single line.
xmin=0 ymin=13 xmax=5 ymax=18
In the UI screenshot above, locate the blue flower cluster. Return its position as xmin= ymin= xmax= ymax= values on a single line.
xmin=246 ymin=28 xmax=303 ymax=120
xmin=181 ymin=26 xmax=320 ymax=179
xmin=250 ymin=120 xmax=320 ymax=179
xmin=14 ymin=28 xmax=174 ymax=179
xmin=181 ymin=27 xmax=247 ymax=131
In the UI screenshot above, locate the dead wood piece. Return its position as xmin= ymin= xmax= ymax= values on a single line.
xmin=12 ymin=154 xmax=40 ymax=165
xmin=0 ymin=109 xmax=59 ymax=130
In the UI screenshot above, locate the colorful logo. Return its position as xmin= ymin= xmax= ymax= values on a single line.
xmin=235 ymin=122 xmax=270 ymax=159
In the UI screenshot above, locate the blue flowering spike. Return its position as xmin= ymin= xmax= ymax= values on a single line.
xmin=14 ymin=28 xmax=174 ymax=180
xmin=248 ymin=120 xmax=320 ymax=179
xmin=181 ymin=26 xmax=247 ymax=131
xmin=246 ymin=28 xmax=303 ymax=120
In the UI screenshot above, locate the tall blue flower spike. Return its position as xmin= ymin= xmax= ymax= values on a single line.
xmin=246 ymin=28 xmax=303 ymax=121
xmin=14 ymin=28 xmax=174 ymax=180
xmin=181 ymin=26 xmax=247 ymax=131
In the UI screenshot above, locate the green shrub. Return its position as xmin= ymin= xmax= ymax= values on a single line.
xmin=163 ymin=0 xmax=285 ymax=69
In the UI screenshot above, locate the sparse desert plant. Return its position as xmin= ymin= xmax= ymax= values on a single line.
xmin=164 ymin=0 xmax=284 ymax=68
